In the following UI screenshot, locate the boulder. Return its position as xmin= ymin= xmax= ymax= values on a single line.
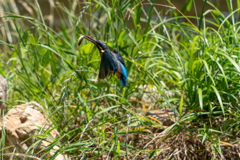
xmin=0 ymin=102 xmax=67 ymax=160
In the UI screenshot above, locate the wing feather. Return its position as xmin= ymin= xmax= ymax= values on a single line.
xmin=99 ymin=56 xmax=109 ymax=79
xmin=112 ymin=48 xmax=126 ymax=68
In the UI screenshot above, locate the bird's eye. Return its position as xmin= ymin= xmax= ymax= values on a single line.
xmin=101 ymin=50 xmax=104 ymax=53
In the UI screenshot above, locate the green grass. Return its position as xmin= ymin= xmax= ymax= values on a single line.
xmin=1 ymin=0 xmax=240 ymax=159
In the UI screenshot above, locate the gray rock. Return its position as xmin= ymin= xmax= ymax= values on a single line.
xmin=0 ymin=102 xmax=68 ymax=160
xmin=0 ymin=75 xmax=7 ymax=113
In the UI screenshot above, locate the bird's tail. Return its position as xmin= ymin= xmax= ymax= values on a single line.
xmin=119 ymin=63 xmax=127 ymax=87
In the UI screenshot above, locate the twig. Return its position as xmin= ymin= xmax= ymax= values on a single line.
xmin=166 ymin=0 xmax=199 ymax=31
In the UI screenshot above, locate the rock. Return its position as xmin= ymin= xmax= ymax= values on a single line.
xmin=0 ymin=102 xmax=67 ymax=160
xmin=146 ymin=109 xmax=175 ymax=126
xmin=0 ymin=75 xmax=7 ymax=113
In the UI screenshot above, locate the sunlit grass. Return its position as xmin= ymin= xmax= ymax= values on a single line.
xmin=1 ymin=0 xmax=240 ymax=159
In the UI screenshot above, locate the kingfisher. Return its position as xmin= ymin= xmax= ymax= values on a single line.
xmin=78 ymin=35 xmax=127 ymax=87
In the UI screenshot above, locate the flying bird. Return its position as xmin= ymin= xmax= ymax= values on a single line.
xmin=78 ymin=35 xmax=127 ymax=87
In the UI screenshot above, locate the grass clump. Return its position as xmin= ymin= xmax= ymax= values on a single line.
xmin=1 ymin=0 xmax=240 ymax=159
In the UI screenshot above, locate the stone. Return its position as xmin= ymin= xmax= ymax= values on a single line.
xmin=0 ymin=102 xmax=67 ymax=160
xmin=0 ymin=75 xmax=7 ymax=113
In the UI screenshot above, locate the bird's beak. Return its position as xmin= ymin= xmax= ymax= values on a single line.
xmin=78 ymin=35 xmax=103 ymax=52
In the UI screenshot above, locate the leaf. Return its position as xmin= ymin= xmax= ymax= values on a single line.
xmin=149 ymin=149 xmax=156 ymax=159
xmin=217 ymin=51 xmax=240 ymax=73
xmin=198 ymin=88 xmax=203 ymax=109
xmin=0 ymin=14 xmax=35 ymax=21
xmin=238 ymin=0 xmax=240 ymax=16
xmin=144 ymin=0 xmax=155 ymax=35
xmin=93 ymin=1 xmax=111 ymax=20
xmin=211 ymin=85 xmax=224 ymax=116
xmin=22 ymin=28 xmax=29 ymax=44
xmin=179 ymin=90 xmax=184 ymax=119
xmin=89 ymin=94 xmax=119 ymax=102
xmin=199 ymin=0 xmax=207 ymax=30
xmin=202 ymin=133 xmax=207 ymax=144
xmin=116 ymin=140 xmax=120 ymax=154
xmin=186 ymin=0 xmax=193 ymax=12
xmin=96 ymin=105 xmax=120 ymax=116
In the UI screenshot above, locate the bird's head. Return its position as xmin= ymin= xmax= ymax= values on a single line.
xmin=78 ymin=36 xmax=109 ymax=55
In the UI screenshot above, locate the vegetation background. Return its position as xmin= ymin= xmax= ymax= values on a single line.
xmin=1 ymin=0 xmax=240 ymax=159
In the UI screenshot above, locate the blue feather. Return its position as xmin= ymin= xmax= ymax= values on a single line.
xmin=119 ymin=63 xmax=127 ymax=87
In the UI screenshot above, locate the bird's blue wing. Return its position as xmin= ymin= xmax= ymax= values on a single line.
xmin=110 ymin=49 xmax=127 ymax=86
xmin=103 ymin=50 xmax=119 ymax=73
xmin=99 ymin=49 xmax=127 ymax=87
xmin=99 ymin=56 xmax=109 ymax=79
xmin=112 ymin=48 xmax=126 ymax=69
xmin=119 ymin=62 xmax=127 ymax=87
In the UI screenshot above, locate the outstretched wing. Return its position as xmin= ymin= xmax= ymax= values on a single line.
xmin=99 ymin=55 xmax=109 ymax=79
xmin=102 ymin=50 xmax=119 ymax=74
xmin=112 ymin=48 xmax=126 ymax=69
